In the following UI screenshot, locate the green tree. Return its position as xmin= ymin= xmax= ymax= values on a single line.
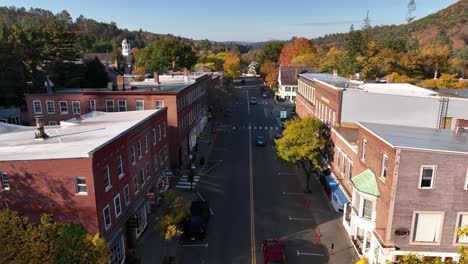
xmin=136 ymin=38 xmax=197 ymax=71
xmin=275 ymin=117 xmax=329 ymax=192
xmin=257 ymin=42 xmax=284 ymax=65
xmin=0 ymin=209 xmax=32 ymax=263
xmin=155 ymin=190 xmax=190 ymax=241
xmin=290 ymin=53 xmax=319 ymax=67
xmin=84 ymin=57 xmax=108 ymax=87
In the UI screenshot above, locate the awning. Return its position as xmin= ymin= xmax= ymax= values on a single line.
xmin=325 ymin=175 xmax=339 ymax=189
xmin=332 ymin=186 xmax=349 ymax=204
xmin=351 ymin=169 xmax=381 ymax=197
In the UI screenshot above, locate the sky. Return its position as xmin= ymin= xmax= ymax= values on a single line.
xmin=0 ymin=0 xmax=460 ymax=42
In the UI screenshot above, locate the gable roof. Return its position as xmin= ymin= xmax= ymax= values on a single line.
xmin=83 ymin=53 xmax=113 ymax=63
xmin=279 ymin=66 xmax=319 ymax=85
xmin=351 ymin=169 xmax=381 ymax=197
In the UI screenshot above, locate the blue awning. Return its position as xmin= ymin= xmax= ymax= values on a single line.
xmin=325 ymin=175 xmax=339 ymax=189
xmin=332 ymin=186 xmax=349 ymax=205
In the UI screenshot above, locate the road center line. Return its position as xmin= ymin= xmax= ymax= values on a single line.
xmin=248 ymin=121 xmax=256 ymax=264
xmin=297 ymin=250 xmax=324 ymax=256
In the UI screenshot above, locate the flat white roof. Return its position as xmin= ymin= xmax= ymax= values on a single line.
xmin=358 ymin=83 xmax=438 ymax=97
xmin=0 ymin=110 xmax=161 ymax=161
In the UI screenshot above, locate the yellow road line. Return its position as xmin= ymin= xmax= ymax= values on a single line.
xmin=249 ymin=122 xmax=256 ymax=264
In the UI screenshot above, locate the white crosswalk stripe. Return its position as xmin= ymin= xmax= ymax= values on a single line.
xmin=259 ymin=127 xmax=263 ymax=130
xmin=176 ymin=175 xmax=200 ymax=189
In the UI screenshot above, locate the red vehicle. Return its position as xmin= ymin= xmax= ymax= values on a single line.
xmin=262 ymin=239 xmax=286 ymax=264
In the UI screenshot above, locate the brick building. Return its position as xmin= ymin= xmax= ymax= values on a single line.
xmin=0 ymin=110 xmax=169 ymax=264
xmin=295 ymin=73 xmax=468 ymax=262
xmin=25 ymin=72 xmax=220 ymax=168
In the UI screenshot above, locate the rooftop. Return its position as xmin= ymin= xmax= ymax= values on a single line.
xmin=280 ymin=66 xmax=319 ymax=85
xmin=299 ymin=73 xmax=362 ymax=89
xmin=358 ymin=83 xmax=438 ymax=97
xmin=360 ymin=122 xmax=468 ymax=154
xmin=0 ymin=110 xmax=161 ymax=161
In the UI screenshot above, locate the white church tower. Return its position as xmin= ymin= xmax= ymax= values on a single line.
xmin=121 ymin=38 xmax=131 ymax=56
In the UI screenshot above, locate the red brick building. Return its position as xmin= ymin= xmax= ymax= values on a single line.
xmin=25 ymin=73 xmax=220 ymax=168
xmin=0 ymin=110 xmax=169 ymax=264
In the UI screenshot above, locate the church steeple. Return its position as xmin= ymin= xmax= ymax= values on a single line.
xmin=121 ymin=38 xmax=131 ymax=56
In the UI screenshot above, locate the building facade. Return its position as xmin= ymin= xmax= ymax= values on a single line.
xmin=25 ymin=73 xmax=219 ymax=168
xmin=276 ymin=66 xmax=318 ymax=103
xmin=0 ymin=110 xmax=169 ymax=264
xmin=295 ymin=73 xmax=468 ymax=262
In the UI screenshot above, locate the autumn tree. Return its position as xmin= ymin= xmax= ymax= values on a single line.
xmin=290 ymin=53 xmax=319 ymax=67
xmin=136 ymin=37 xmax=197 ymax=71
xmin=385 ymin=72 xmax=415 ymax=84
xmin=259 ymin=60 xmax=279 ymax=86
xmin=155 ymin=190 xmax=190 ymax=241
xmin=223 ymin=52 xmax=241 ymax=79
xmin=275 ymin=117 xmax=330 ymax=192
xmin=420 ymin=43 xmax=451 ymax=79
xmin=320 ymin=47 xmax=347 ymax=74
xmin=279 ymin=37 xmax=316 ymax=66
xmin=417 ymin=73 xmax=467 ymax=89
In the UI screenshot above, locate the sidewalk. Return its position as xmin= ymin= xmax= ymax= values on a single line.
xmin=299 ymin=169 xmax=360 ymax=264
xmin=136 ymin=119 xmax=218 ymax=263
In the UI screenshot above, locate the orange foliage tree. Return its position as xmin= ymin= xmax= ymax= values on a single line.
xmin=260 ymin=60 xmax=279 ymax=86
xmin=279 ymin=37 xmax=317 ymax=66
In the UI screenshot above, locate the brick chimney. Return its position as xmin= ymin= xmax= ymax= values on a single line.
xmin=117 ymin=75 xmax=124 ymax=91
xmin=153 ymin=71 xmax=160 ymax=84
xmin=34 ymin=116 xmax=49 ymax=139
xmin=333 ymin=69 xmax=338 ymax=76
xmin=455 ymin=119 xmax=468 ymax=131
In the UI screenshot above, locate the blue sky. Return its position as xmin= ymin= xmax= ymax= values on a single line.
xmin=1 ymin=0 xmax=459 ymax=42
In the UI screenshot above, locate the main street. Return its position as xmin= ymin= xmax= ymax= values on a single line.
xmin=177 ymin=78 xmax=357 ymax=264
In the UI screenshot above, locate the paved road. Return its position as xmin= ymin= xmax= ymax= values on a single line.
xmin=176 ymin=78 xmax=356 ymax=264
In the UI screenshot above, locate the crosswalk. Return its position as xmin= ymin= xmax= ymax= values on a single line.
xmin=175 ymin=175 xmax=200 ymax=189
xmin=231 ymin=125 xmax=280 ymax=131
xmin=235 ymin=101 xmax=269 ymax=105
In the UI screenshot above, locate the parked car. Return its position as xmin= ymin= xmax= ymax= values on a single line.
xmin=183 ymin=201 xmax=210 ymax=240
xmin=262 ymin=92 xmax=268 ymax=98
xmin=250 ymin=97 xmax=257 ymax=105
xmin=274 ymin=133 xmax=283 ymax=139
xmin=256 ymin=135 xmax=266 ymax=146
xmin=262 ymin=239 xmax=286 ymax=264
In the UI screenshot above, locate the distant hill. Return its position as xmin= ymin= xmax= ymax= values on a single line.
xmin=312 ymin=0 xmax=467 ymax=50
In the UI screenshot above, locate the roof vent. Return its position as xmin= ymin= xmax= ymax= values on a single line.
xmin=34 ymin=115 xmax=49 ymax=139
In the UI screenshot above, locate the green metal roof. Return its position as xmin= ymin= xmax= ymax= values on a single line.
xmin=351 ymin=169 xmax=381 ymax=197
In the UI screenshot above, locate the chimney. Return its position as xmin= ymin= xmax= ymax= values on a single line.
xmin=34 ymin=116 xmax=49 ymax=139
xmin=153 ymin=71 xmax=160 ymax=84
xmin=333 ymin=69 xmax=338 ymax=76
xmin=117 ymin=75 xmax=124 ymax=91
xmin=184 ymin=68 xmax=189 ymax=82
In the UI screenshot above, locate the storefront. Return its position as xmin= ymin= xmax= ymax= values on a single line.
xmin=135 ymin=202 xmax=148 ymax=239
xmin=109 ymin=230 xmax=126 ymax=264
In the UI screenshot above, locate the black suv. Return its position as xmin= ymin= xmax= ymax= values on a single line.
xmin=183 ymin=201 xmax=210 ymax=240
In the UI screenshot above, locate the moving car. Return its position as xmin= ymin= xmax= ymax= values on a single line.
xmin=256 ymin=135 xmax=266 ymax=146
xmin=262 ymin=92 xmax=268 ymax=98
xmin=183 ymin=201 xmax=210 ymax=240
xmin=250 ymin=97 xmax=257 ymax=105
xmin=262 ymin=239 xmax=286 ymax=264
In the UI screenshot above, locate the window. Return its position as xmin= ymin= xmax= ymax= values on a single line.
xmin=140 ymin=168 xmax=146 ymax=187
xmin=103 ymin=205 xmax=112 ymax=230
xmin=49 ymin=121 xmax=57 ymax=126
xmin=118 ymin=100 xmax=127 ymax=112
xmin=362 ymin=199 xmax=373 ymax=220
xmin=146 ymin=162 xmax=151 ymax=179
xmin=361 ymin=139 xmax=367 ymax=160
xmin=74 ymin=177 xmax=87 ymax=194
xmin=1 ymin=173 xmax=10 ymax=191
xmin=164 ymin=145 xmax=168 ymax=161
xmin=110 ymin=235 xmax=125 ymax=264
xmin=420 ymin=166 xmax=436 ymax=189
xmin=104 ymin=166 xmax=111 ymax=191
xmin=336 ymin=149 xmax=342 ymax=168
xmin=46 ymin=101 xmax=55 ymax=114
xmin=341 ymin=155 xmax=346 ymax=175
xmin=381 ymin=155 xmax=388 ymax=180
xmin=154 ymin=155 xmax=159 ymax=173
xmin=158 ymin=125 xmax=162 ymax=141
xmin=133 ymin=176 xmax=139 ymax=194
xmin=138 ymin=140 xmax=142 ymax=158
xmin=159 ymin=150 xmax=164 ymax=166
xmin=465 ymin=167 xmax=468 ymax=190
xmin=105 ymin=100 xmax=114 ymax=112
xmin=347 ymin=161 xmax=353 ymax=183
xmin=59 ymin=101 xmax=68 ymax=114
xmin=89 ymin=100 xmax=96 ymax=111
xmin=163 ymin=122 xmax=167 ymax=137
xmin=412 ymin=212 xmax=443 ymax=243
xmin=285 ymin=87 xmax=291 ymax=92
xmin=123 ymin=185 xmax=130 ymax=206
xmin=117 ymin=156 xmax=124 ymax=178
xmin=114 ymin=194 xmax=122 ymax=218
xmin=456 ymin=214 xmax=468 ymax=243
xmin=144 ymin=136 xmax=148 ymax=153
xmin=130 ymin=145 xmax=136 ymax=165
xmin=155 ymin=100 xmax=164 ymax=109
xmin=152 ymin=129 xmax=157 ymax=145
xmin=33 ymin=100 xmax=42 ymax=114
xmin=72 ymin=101 xmax=81 ymax=114
xmin=136 ymin=100 xmax=144 ymax=111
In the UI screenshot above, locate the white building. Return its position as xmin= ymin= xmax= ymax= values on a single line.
xmin=276 ymin=66 xmax=318 ymax=103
